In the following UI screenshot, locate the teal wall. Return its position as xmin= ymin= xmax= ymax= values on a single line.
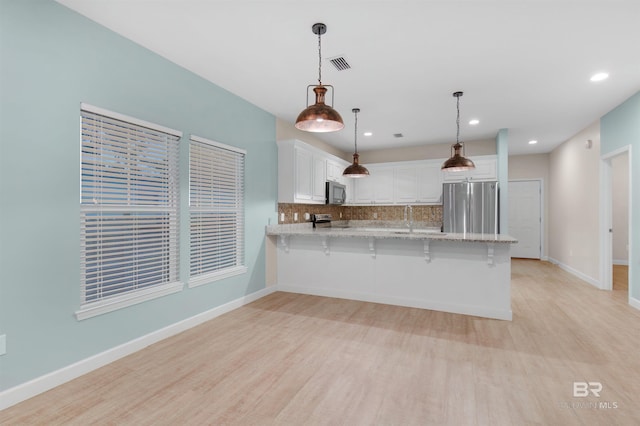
xmin=601 ymin=92 xmax=640 ymax=300
xmin=0 ymin=0 xmax=277 ymax=390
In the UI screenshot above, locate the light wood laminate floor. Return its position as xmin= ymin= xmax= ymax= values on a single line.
xmin=613 ymin=264 xmax=628 ymax=291
xmin=1 ymin=260 xmax=639 ymax=425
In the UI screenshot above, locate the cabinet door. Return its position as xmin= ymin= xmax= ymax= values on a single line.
xmin=294 ymin=147 xmax=313 ymax=201
xmin=312 ymin=156 xmax=327 ymax=202
xmin=442 ymin=169 xmax=469 ymax=182
xmin=442 ymin=156 xmax=497 ymax=182
xmin=326 ymin=160 xmax=341 ymax=182
xmin=469 ymin=158 xmax=497 ymax=181
xmin=394 ymin=166 xmax=419 ymax=203
xmin=343 ymin=178 xmax=354 ymax=204
xmin=417 ymin=163 xmax=443 ymax=203
xmin=373 ymin=167 xmax=394 ymax=203
xmin=353 ymin=173 xmax=375 ymax=203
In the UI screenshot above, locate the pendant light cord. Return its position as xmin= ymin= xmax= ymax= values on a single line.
xmin=456 ymin=94 xmax=460 ymax=144
xmin=354 ymin=110 xmax=359 ymax=154
xmin=317 ymin=30 xmax=322 ymax=85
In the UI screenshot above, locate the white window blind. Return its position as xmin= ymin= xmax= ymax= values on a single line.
xmin=189 ymin=135 xmax=246 ymax=287
xmin=78 ymin=104 xmax=182 ymax=319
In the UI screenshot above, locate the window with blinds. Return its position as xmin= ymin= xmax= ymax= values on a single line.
xmin=189 ymin=135 xmax=247 ymax=287
xmin=78 ymin=104 xmax=183 ymax=320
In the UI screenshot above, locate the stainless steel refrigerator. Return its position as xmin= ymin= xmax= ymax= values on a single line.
xmin=442 ymin=181 xmax=499 ymax=234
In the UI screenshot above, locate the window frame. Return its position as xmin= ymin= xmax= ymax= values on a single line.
xmin=188 ymin=134 xmax=247 ymax=288
xmin=76 ymin=103 xmax=183 ymax=320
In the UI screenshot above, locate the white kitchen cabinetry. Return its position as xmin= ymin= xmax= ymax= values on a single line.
xmin=277 ymin=140 xmax=327 ymax=204
xmin=394 ymin=166 xmax=418 ymax=203
xmin=326 ymin=160 xmax=344 ymax=183
xmin=353 ymin=165 xmax=394 ymax=204
xmin=278 ymin=139 xmax=350 ymax=204
xmin=293 ymin=147 xmax=313 ymax=201
xmin=442 ymin=155 xmax=497 ymax=182
xmin=394 ymin=161 xmax=442 ymax=204
xmin=418 ymin=163 xmax=444 ymax=203
xmin=279 ymin=140 xmax=497 ymax=205
xmin=353 ymin=161 xmax=441 ymax=205
xmin=312 ymin=155 xmax=326 ymax=201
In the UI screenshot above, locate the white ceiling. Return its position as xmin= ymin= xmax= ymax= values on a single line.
xmin=56 ymin=0 xmax=640 ymax=155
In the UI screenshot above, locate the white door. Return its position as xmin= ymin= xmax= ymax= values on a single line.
xmin=508 ymin=180 xmax=542 ymax=259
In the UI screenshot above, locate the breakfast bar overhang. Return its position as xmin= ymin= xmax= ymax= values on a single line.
xmin=266 ymin=225 xmax=518 ymax=321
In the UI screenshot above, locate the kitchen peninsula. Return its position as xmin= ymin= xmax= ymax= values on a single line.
xmin=266 ymin=221 xmax=517 ymax=320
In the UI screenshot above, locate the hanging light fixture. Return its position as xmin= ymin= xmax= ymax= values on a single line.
xmin=442 ymin=91 xmax=475 ymax=171
xmin=295 ymin=23 xmax=344 ymax=133
xmin=343 ymin=108 xmax=369 ymax=178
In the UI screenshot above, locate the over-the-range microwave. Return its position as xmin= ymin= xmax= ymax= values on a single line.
xmin=326 ymin=181 xmax=346 ymax=205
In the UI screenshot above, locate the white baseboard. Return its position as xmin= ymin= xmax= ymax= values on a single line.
xmin=0 ymin=286 xmax=276 ymax=411
xmin=547 ymin=257 xmax=601 ymax=288
xmin=613 ymin=259 xmax=629 ymax=266
xmin=630 ymin=296 xmax=640 ymax=311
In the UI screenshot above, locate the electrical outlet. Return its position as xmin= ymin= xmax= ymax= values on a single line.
xmin=373 ymin=213 xmax=378 ymax=219
xmin=0 ymin=334 xmax=6 ymax=356
xmin=280 ymin=213 xmax=285 ymax=222
xmin=294 ymin=212 xmax=298 ymax=221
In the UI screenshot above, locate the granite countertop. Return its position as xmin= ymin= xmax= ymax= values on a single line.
xmin=266 ymin=221 xmax=518 ymax=244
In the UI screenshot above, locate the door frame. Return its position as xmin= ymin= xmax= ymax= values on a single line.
xmin=508 ymin=178 xmax=544 ymax=260
xmin=599 ymin=145 xmax=632 ymax=294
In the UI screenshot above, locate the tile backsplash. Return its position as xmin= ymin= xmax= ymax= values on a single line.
xmin=278 ymin=203 xmax=443 ymax=224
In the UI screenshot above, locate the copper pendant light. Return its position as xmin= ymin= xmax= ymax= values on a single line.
xmin=343 ymin=108 xmax=369 ymax=178
xmin=442 ymin=91 xmax=475 ymax=171
xmin=295 ymin=23 xmax=344 ymax=133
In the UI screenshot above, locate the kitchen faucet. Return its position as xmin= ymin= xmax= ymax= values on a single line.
xmin=404 ymin=204 xmax=413 ymax=232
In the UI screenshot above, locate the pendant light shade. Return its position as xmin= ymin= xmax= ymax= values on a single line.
xmin=343 ymin=108 xmax=369 ymax=178
xmin=295 ymin=23 xmax=344 ymax=133
xmin=295 ymin=86 xmax=344 ymax=132
xmin=442 ymin=91 xmax=475 ymax=171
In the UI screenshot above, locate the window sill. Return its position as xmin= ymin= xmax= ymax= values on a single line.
xmin=75 ymin=281 xmax=184 ymax=321
xmin=188 ymin=266 xmax=248 ymax=288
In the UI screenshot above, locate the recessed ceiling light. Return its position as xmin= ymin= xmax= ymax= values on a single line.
xmin=363 ymin=132 xmax=373 ymax=136
xmin=469 ymin=119 xmax=480 ymax=125
xmin=590 ymin=72 xmax=609 ymax=82
xmin=528 ymin=140 xmax=538 ymax=145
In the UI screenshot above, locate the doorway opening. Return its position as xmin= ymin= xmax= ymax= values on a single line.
xmin=600 ymin=146 xmax=631 ymax=300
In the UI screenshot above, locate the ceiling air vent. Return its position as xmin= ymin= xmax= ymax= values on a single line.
xmin=328 ymin=56 xmax=351 ymax=71
xmin=393 ymin=133 xmax=404 ymax=138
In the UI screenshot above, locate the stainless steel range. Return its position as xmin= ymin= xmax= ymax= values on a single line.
xmin=311 ymin=213 xmax=332 ymax=229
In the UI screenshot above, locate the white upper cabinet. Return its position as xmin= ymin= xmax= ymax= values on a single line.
xmin=353 ymin=161 xmax=441 ymax=205
xmin=353 ymin=165 xmax=394 ymax=204
xmin=393 ymin=161 xmax=443 ymax=204
xmin=417 ymin=162 xmax=444 ymax=203
xmin=326 ymin=159 xmax=348 ymax=184
xmin=441 ymin=155 xmax=497 ymax=182
xmin=312 ymin=155 xmax=326 ymax=202
xmin=293 ymin=146 xmax=313 ymax=201
xmin=393 ymin=166 xmax=419 ymax=203
xmin=277 ymin=139 xmax=348 ymax=204
xmin=278 ymin=140 xmax=497 ymax=206
xmin=326 ymin=160 xmax=340 ymax=182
